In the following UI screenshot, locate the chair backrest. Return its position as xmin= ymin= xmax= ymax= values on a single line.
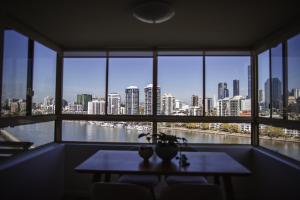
xmin=91 ymin=182 xmax=154 ymax=200
xmin=159 ymin=184 xmax=223 ymax=200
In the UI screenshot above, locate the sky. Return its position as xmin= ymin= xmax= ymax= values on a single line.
xmin=2 ymin=30 xmax=300 ymax=105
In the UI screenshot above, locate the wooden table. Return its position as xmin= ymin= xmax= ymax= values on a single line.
xmin=75 ymin=150 xmax=251 ymax=200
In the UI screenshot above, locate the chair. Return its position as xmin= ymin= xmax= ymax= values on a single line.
xmin=159 ymin=184 xmax=223 ymax=200
xmin=165 ymin=175 xmax=208 ymax=185
xmin=118 ymin=174 xmax=160 ymax=187
xmin=91 ymin=182 xmax=153 ymax=200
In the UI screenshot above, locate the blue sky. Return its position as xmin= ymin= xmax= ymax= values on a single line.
xmin=2 ymin=30 xmax=300 ymax=105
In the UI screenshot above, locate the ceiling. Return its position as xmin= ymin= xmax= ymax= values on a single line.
xmin=1 ymin=0 xmax=299 ymax=50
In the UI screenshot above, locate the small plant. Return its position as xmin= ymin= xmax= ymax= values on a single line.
xmin=138 ymin=132 xmax=187 ymax=146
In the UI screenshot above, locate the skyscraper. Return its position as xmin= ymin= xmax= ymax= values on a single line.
xmin=247 ymin=65 xmax=251 ymax=99
xmin=233 ymin=80 xmax=240 ymax=96
xmin=162 ymin=93 xmax=175 ymax=115
xmin=191 ymin=95 xmax=199 ymax=107
xmin=125 ymin=86 xmax=139 ymax=115
xmin=265 ymin=78 xmax=282 ymax=110
xmin=108 ymin=93 xmax=121 ymax=114
xmin=144 ymin=84 xmax=161 ymax=115
xmin=76 ymin=94 xmax=92 ymax=111
xmin=218 ymin=82 xmax=229 ymax=99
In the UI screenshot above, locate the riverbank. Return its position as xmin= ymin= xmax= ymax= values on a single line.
xmin=158 ymin=126 xmax=300 ymax=143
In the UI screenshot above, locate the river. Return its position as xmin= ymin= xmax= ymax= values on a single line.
xmin=3 ymin=121 xmax=300 ymax=161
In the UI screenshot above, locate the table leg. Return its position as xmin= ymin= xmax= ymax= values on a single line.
xmin=223 ymin=176 xmax=234 ymax=200
xmin=104 ymin=173 xmax=111 ymax=182
xmin=214 ymin=175 xmax=220 ymax=185
xmin=92 ymin=173 xmax=102 ymax=182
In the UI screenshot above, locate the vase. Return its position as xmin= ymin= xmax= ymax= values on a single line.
xmin=138 ymin=145 xmax=153 ymax=161
xmin=155 ymin=143 xmax=178 ymax=162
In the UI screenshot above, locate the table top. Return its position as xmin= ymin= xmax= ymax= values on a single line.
xmin=75 ymin=150 xmax=251 ymax=176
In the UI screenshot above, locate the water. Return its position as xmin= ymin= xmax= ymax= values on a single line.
xmin=3 ymin=121 xmax=300 ymax=161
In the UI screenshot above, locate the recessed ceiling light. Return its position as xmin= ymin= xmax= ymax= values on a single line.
xmin=133 ymin=1 xmax=175 ymax=24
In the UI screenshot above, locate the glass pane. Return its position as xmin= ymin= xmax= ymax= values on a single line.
xmin=271 ymin=44 xmax=283 ymax=118
xmin=108 ymin=57 xmax=152 ymax=115
xmin=63 ymin=58 xmax=106 ymax=114
xmin=206 ymin=56 xmax=251 ymax=116
xmin=62 ymin=121 xmax=151 ymax=143
xmin=32 ymin=42 xmax=57 ymax=115
xmin=1 ymin=121 xmax=54 ymax=147
xmin=1 ymin=30 xmax=28 ymax=116
xmin=157 ymin=123 xmax=251 ymax=144
xmin=158 ymin=56 xmax=203 ymax=116
xmin=288 ymin=34 xmax=300 ymax=120
xmin=259 ymin=124 xmax=300 ymax=161
xmin=258 ymin=50 xmax=270 ymax=117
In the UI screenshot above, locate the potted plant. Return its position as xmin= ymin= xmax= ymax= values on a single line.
xmin=138 ymin=132 xmax=188 ymax=162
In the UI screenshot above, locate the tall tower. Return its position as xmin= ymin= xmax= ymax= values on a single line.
xmin=191 ymin=95 xmax=199 ymax=107
xmin=76 ymin=94 xmax=92 ymax=111
xmin=108 ymin=93 xmax=121 ymax=114
xmin=162 ymin=93 xmax=176 ymax=115
xmin=144 ymin=84 xmax=161 ymax=115
xmin=125 ymin=86 xmax=139 ymax=115
xmin=233 ymin=80 xmax=240 ymax=96
xmin=264 ymin=78 xmax=282 ymax=110
xmin=218 ymin=82 xmax=229 ymax=99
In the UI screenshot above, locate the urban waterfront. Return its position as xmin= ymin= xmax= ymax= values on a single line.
xmin=2 ymin=121 xmax=299 ymax=161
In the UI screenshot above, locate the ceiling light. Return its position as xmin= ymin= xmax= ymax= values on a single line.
xmin=133 ymin=1 xmax=175 ymax=24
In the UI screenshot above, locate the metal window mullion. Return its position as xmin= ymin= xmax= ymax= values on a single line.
xmin=26 ymin=39 xmax=34 ymax=116
xmin=282 ymin=41 xmax=288 ymax=120
xmin=269 ymin=49 xmax=273 ymax=119
xmin=152 ymin=50 xmax=158 ymax=142
xmin=105 ymin=51 xmax=109 ymax=115
xmin=0 ymin=29 xmax=4 ymax=116
xmin=202 ymin=53 xmax=206 ymax=116
xmin=54 ymin=52 xmax=63 ymax=142
xmin=251 ymin=51 xmax=259 ymax=146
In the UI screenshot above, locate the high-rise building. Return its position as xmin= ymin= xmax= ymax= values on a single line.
xmin=233 ymin=80 xmax=240 ymax=96
xmin=247 ymin=65 xmax=251 ymax=99
xmin=189 ymin=106 xmax=202 ymax=116
xmin=292 ymin=88 xmax=300 ymax=99
xmin=108 ymin=93 xmax=121 ymax=114
xmin=230 ymin=96 xmax=243 ymax=116
xmin=265 ymin=78 xmax=282 ymax=110
xmin=144 ymin=84 xmax=161 ymax=115
xmin=87 ymin=100 xmax=105 ymax=114
xmin=76 ymin=94 xmax=92 ymax=111
xmin=43 ymin=96 xmax=54 ymax=106
xmin=218 ymin=82 xmax=229 ymax=99
xmin=217 ymin=98 xmax=230 ymax=116
xmin=205 ymin=97 xmax=213 ymax=114
xmin=162 ymin=93 xmax=175 ymax=115
xmin=191 ymin=95 xmax=199 ymax=107
xmin=125 ymin=86 xmax=139 ymax=115
xmin=175 ymin=99 xmax=182 ymax=110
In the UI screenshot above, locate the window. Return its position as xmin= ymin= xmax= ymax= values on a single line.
xmin=157 ymin=122 xmax=251 ymax=144
xmin=259 ymin=124 xmax=300 ymax=161
xmin=1 ymin=30 xmax=28 ymax=116
xmin=206 ymin=56 xmax=251 ymax=116
xmin=287 ymin=34 xmax=300 ymax=120
xmin=63 ymin=58 xmax=106 ymax=114
xmin=108 ymin=54 xmax=152 ymax=115
xmin=158 ymin=55 xmax=203 ymax=116
xmin=271 ymin=44 xmax=283 ymax=118
xmin=32 ymin=42 xmax=57 ymax=115
xmin=62 ymin=120 xmax=151 ymax=143
xmin=1 ymin=121 xmax=55 ymax=147
xmin=258 ymin=50 xmax=270 ymax=117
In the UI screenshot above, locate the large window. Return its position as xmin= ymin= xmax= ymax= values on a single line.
xmin=108 ymin=54 xmax=152 ymax=115
xmin=259 ymin=124 xmax=300 ymax=161
xmin=158 ymin=122 xmax=251 ymax=144
xmin=1 ymin=30 xmax=28 ymax=116
xmin=63 ymin=58 xmax=106 ymax=114
xmin=62 ymin=120 xmax=151 ymax=143
xmin=158 ymin=55 xmax=203 ymax=116
xmin=271 ymin=44 xmax=283 ymax=118
xmin=206 ymin=56 xmax=251 ymax=117
xmin=32 ymin=42 xmax=57 ymax=115
xmin=288 ymin=34 xmax=300 ymax=120
xmin=1 ymin=121 xmax=54 ymax=147
xmin=258 ymin=50 xmax=270 ymax=117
